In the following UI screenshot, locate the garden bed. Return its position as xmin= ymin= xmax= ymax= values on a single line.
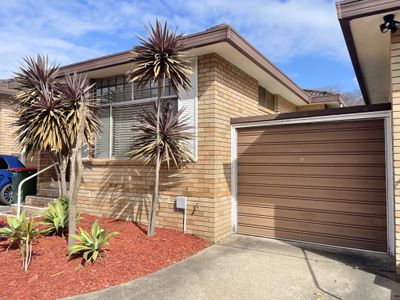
xmin=0 ymin=214 xmax=208 ymax=300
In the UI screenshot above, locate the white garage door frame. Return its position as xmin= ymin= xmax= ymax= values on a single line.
xmin=231 ymin=110 xmax=394 ymax=255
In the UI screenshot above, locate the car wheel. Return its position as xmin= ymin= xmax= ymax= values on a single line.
xmin=0 ymin=184 xmax=13 ymax=205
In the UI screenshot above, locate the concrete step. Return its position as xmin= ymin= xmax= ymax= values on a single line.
xmin=37 ymin=188 xmax=59 ymax=198
xmin=25 ymin=195 xmax=56 ymax=208
xmin=0 ymin=204 xmax=48 ymax=218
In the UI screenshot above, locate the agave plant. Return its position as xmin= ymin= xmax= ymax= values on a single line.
xmin=40 ymin=196 xmax=69 ymax=236
xmin=127 ymin=20 xmax=192 ymax=236
xmin=68 ymin=220 xmax=117 ymax=263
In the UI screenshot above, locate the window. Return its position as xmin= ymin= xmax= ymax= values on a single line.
xmin=94 ymin=75 xmax=178 ymax=159
xmin=0 ymin=158 xmax=8 ymax=169
xmin=258 ymin=85 xmax=275 ymax=111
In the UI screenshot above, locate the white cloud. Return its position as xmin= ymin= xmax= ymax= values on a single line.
xmin=0 ymin=0 xmax=345 ymax=79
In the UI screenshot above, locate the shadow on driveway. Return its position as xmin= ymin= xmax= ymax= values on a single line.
xmin=66 ymin=235 xmax=400 ymax=300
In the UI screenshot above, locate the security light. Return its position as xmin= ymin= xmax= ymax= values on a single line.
xmin=380 ymin=14 xmax=400 ymax=33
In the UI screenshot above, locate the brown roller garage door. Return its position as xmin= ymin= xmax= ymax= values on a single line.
xmin=237 ymin=119 xmax=387 ymax=252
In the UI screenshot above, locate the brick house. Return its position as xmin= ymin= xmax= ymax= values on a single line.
xmin=0 ymin=24 xmax=343 ymax=242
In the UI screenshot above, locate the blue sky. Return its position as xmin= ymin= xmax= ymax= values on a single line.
xmin=0 ymin=0 xmax=359 ymax=92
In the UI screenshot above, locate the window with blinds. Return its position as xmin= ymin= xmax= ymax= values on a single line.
xmin=94 ymin=75 xmax=181 ymax=159
xmin=258 ymin=85 xmax=276 ymax=111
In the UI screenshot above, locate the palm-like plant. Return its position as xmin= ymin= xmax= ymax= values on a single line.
xmin=14 ymin=55 xmax=69 ymax=196
xmin=14 ymin=57 xmax=100 ymax=246
xmin=59 ymin=72 xmax=100 ymax=246
xmin=127 ymin=20 xmax=192 ymax=236
xmin=130 ymin=103 xmax=193 ymax=168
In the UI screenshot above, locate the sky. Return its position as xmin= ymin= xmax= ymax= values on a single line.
xmin=0 ymin=0 xmax=359 ymax=93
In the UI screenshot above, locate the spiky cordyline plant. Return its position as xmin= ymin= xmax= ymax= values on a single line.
xmin=130 ymin=103 xmax=193 ymax=168
xmin=59 ymin=72 xmax=100 ymax=246
xmin=14 ymin=56 xmax=100 ymax=246
xmin=14 ymin=55 xmax=67 ymax=156
xmin=14 ymin=55 xmax=69 ymax=196
xmin=127 ymin=20 xmax=192 ymax=236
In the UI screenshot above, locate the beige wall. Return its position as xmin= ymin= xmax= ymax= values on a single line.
xmin=391 ymin=32 xmax=400 ymax=279
xmin=275 ymin=95 xmax=297 ymax=113
xmin=75 ymin=53 xmax=279 ymax=241
xmin=1 ymin=52 xmax=302 ymax=242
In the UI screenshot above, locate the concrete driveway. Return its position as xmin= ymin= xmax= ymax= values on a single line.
xmin=67 ymin=235 xmax=400 ymax=300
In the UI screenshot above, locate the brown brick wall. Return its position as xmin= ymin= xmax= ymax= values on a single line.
xmin=275 ymin=95 xmax=297 ymax=113
xmin=75 ymin=53 xmax=271 ymax=241
xmin=391 ymin=32 xmax=400 ymax=278
xmin=0 ymin=94 xmax=53 ymax=185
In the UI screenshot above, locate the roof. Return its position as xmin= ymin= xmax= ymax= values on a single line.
xmin=304 ymin=89 xmax=339 ymax=98
xmin=231 ymin=102 xmax=390 ymax=125
xmin=304 ymin=89 xmax=346 ymax=107
xmin=57 ymin=24 xmax=309 ymax=104
xmin=0 ymin=80 xmax=16 ymax=95
xmin=336 ymin=0 xmax=400 ymax=104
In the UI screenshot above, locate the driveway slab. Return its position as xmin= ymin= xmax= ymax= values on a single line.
xmin=66 ymin=235 xmax=400 ymax=300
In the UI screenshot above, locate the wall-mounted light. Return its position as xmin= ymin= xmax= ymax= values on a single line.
xmin=380 ymin=14 xmax=400 ymax=33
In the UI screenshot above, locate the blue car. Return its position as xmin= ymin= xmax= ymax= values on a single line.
xmin=0 ymin=155 xmax=25 ymax=205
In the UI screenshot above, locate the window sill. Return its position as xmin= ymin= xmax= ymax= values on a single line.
xmin=258 ymin=105 xmax=275 ymax=114
xmin=84 ymin=158 xmax=144 ymax=166
xmin=84 ymin=158 xmax=198 ymax=167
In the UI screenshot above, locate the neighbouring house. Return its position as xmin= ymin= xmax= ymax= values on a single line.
xmin=0 ymin=24 xmax=342 ymax=242
xmin=303 ymin=89 xmax=346 ymax=109
xmin=0 ymin=81 xmax=18 ymax=156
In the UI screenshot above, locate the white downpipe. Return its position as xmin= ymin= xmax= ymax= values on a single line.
xmin=183 ymin=207 xmax=187 ymax=233
xmin=16 ymin=163 xmax=58 ymax=218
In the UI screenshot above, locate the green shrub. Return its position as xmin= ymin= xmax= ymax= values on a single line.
xmin=40 ymin=197 xmax=69 ymax=236
xmin=0 ymin=210 xmax=40 ymax=272
xmin=68 ymin=220 xmax=117 ymax=263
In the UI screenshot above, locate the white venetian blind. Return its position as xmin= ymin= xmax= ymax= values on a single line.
xmin=178 ymin=59 xmax=197 ymax=159
xmin=95 ymin=107 xmax=111 ymax=158
xmin=112 ymin=103 xmax=152 ymax=159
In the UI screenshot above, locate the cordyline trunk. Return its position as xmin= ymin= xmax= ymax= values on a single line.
xmin=148 ymin=78 xmax=163 ymax=236
xmin=67 ymin=104 xmax=87 ymax=246
xmin=50 ymin=153 xmax=68 ymax=197
xmin=59 ymin=154 xmax=68 ymax=197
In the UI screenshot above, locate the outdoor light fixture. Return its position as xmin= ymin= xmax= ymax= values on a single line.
xmin=380 ymin=14 xmax=400 ymax=33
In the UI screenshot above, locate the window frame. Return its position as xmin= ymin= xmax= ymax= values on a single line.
xmin=95 ymin=95 xmax=178 ymax=160
xmin=258 ymin=85 xmax=276 ymax=111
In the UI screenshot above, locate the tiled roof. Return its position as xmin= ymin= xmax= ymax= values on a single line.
xmin=303 ymin=89 xmax=339 ymax=98
xmin=0 ymin=80 xmax=16 ymax=95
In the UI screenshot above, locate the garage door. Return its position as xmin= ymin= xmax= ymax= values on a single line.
xmin=237 ymin=119 xmax=387 ymax=252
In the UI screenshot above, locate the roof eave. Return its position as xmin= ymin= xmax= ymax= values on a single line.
xmin=336 ymin=0 xmax=400 ymax=105
xmin=58 ymin=24 xmax=310 ymax=104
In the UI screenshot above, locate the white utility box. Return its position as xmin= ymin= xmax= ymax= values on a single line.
xmin=176 ymin=196 xmax=187 ymax=210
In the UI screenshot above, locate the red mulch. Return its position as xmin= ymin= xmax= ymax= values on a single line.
xmin=0 ymin=214 xmax=208 ymax=300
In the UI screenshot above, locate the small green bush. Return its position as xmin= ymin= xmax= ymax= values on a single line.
xmin=68 ymin=220 xmax=117 ymax=263
xmin=40 ymin=197 xmax=69 ymax=236
xmin=0 ymin=210 xmax=40 ymax=272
